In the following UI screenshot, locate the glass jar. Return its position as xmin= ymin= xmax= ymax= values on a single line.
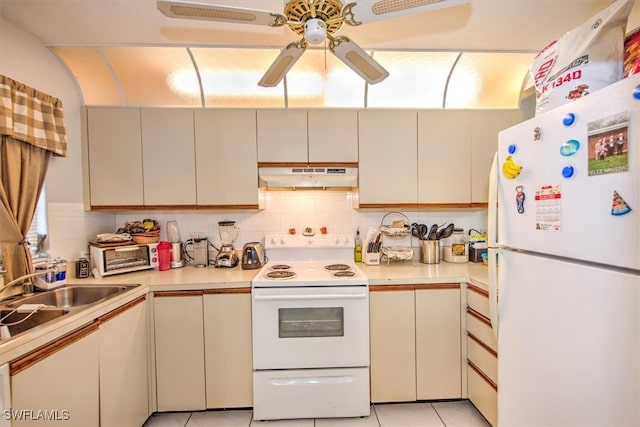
xmin=443 ymin=228 xmax=468 ymax=263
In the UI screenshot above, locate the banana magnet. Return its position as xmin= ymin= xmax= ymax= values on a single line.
xmin=502 ymin=156 xmax=522 ymax=179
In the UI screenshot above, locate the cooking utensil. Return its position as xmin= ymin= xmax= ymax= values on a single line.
xmin=426 ymin=224 xmax=439 ymax=240
xmin=437 ymin=223 xmax=455 ymax=240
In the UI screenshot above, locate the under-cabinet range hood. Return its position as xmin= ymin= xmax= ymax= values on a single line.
xmin=258 ymin=166 xmax=358 ymax=189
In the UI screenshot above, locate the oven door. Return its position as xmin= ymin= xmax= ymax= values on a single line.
xmin=252 ymin=285 xmax=369 ymax=369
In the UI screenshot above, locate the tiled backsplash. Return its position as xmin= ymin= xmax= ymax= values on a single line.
xmin=47 ymin=192 xmax=487 ymax=262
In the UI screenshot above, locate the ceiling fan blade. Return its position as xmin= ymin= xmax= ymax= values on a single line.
xmin=258 ymin=40 xmax=308 ymax=87
xmin=157 ymin=0 xmax=286 ymax=27
xmin=344 ymin=0 xmax=469 ymax=26
xmin=329 ymin=36 xmax=389 ymax=85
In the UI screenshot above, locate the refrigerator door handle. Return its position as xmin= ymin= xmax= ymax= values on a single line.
xmin=488 ymin=247 xmax=500 ymax=339
xmin=488 ymin=152 xmax=499 ymax=248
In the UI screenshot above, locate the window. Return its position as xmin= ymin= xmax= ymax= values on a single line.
xmin=26 ymin=188 xmax=48 ymax=257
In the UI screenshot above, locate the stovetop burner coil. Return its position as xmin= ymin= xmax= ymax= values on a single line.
xmin=269 ymin=264 xmax=292 ymax=271
xmin=324 ymin=264 xmax=352 ymax=271
xmin=264 ymin=270 xmax=297 ymax=280
xmin=332 ymin=271 xmax=356 ymax=278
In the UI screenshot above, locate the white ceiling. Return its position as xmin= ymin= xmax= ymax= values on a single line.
xmin=0 ymin=0 xmax=628 ymax=52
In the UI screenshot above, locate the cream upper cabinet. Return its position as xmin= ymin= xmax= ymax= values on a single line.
xmin=141 ymin=108 xmax=196 ymax=205
xmin=308 ymin=110 xmax=358 ymax=162
xmin=417 ymin=111 xmax=471 ymax=204
xmin=154 ymin=292 xmax=206 ymax=412
xmin=369 ymin=287 xmax=416 ymax=403
xmin=257 ymin=110 xmax=308 ymax=162
xmin=203 ymin=291 xmax=253 ymax=408
xmin=358 ymin=110 xmax=418 ymax=206
xmin=415 ymin=285 xmax=462 ymax=400
xmin=194 ymin=109 xmax=258 ymax=207
xmin=87 ymin=108 xmax=143 ymax=207
xmin=470 ymin=110 xmax=523 ymax=204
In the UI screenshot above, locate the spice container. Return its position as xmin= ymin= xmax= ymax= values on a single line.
xmin=443 ymin=228 xmax=468 ymax=263
xmin=76 ymin=251 xmax=90 ymax=278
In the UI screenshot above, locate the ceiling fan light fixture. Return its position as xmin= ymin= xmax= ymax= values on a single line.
xmin=304 ymin=18 xmax=327 ymax=45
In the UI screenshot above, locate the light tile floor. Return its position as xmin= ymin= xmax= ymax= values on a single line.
xmin=143 ymin=400 xmax=490 ymax=427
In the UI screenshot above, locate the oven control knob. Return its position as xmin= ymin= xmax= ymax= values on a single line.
xmin=307 ymin=238 xmax=313 ymax=245
xmin=334 ymin=237 xmax=340 ymax=244
xmin=270 ymin=237 xmax=277 ymax=245
xmin=280 ymin=238 xmax=286 ymax=245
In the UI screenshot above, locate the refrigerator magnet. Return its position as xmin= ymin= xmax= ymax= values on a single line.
xmin=516 ymin=186 xmax=525 ymax=214
xmin=611 ymin=191 xmax=632 ymax=216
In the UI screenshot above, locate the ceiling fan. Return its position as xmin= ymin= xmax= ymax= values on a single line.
xmin=157 ymin=0 xmax=468 ymax=87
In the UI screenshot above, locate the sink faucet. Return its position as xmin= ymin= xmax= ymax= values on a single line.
xmin=1 ymin=267 xmax=59 ymax=297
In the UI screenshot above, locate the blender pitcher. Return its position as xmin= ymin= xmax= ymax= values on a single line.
xmin=215 ymin=220 xmax=239 ymax=268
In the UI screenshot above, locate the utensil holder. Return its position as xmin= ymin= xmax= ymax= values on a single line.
xmin=419 ymin=240 xmax=440 ymax=264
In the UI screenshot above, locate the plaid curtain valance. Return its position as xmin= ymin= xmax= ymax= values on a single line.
xmin=0 ymin=74 xmax=67 ymax=157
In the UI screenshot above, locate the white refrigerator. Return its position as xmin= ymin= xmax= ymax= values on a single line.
xmin=488 ymin=74 xmax=640 ymax=426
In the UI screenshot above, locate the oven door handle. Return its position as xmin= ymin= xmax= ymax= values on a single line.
xmin=270 ymin=375 xmax=354 ymax=386
xmin=253 ymin=293 xmax=368 ymax=301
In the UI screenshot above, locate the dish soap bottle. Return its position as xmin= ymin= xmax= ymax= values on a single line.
xmin=354 ymin=227 xmax=363 ymax=262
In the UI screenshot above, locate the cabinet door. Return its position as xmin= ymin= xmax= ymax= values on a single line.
xmin=415 ymin=285 xmax=462 ymax=400
xmin=99 ymin=297 xmax=149 ymax=427
xmin=369 ymin=287 xmax=416 ymax=402
xmin=257 ymin=110 xmax=308 ymax=162
xmin=11 ymin=324 xmax=100 ymax=427
xmin=195 ymin=109 xmax=258 ymax=206
xmin=154 ymin=293 xmax=205 ymax=411
xmin=417 ymin=111 xmax=471 ymax=204
xmin=87 ymin=108 xmax=143 ymax=206
xmin=470 ymin=110 xmax=523 ymax=203
xmin=203 ymin=290 xmax=253 ymax=408
xmin=141 ymin=108 xmax=196 ymax=205
xmin=358 ymin=110 xmax=417 ymax=205
xmin=308 ymin=110 xmax=358 ymax=162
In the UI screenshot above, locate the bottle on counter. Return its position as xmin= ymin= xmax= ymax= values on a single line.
xmin=354 ymin=227 xmax=363 ymax=262
xmin=76 ymin=251 xmax=90 ymax=279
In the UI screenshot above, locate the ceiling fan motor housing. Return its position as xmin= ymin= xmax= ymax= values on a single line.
xmin=285 ymin=0 xmax=345 ymax=37
xmin=304 ymin=18 xmax=327 ymax=44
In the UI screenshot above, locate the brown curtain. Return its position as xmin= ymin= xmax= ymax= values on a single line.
xmin=0 ymin=75 xmax=67 ymax=283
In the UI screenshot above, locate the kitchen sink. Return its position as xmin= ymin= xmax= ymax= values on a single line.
xmin=0 ymin=309 xmax=69 ymax=337
xmin=7 ymin=285 xmax=136 ymax=309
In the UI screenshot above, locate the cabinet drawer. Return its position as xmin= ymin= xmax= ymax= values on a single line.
xmin=467 ymin=364 xmax=497 ymax=427
xmin=466 ymin=284 xmax=490 ymax=319
xmin=467 ymin=335 xmax=497 ymax=383
xmin=466 ymin=310 xmax=497 ymax=352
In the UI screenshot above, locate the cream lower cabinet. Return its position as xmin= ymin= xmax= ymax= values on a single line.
xmin=369 ymin=286 xmax=416 ymax=402
xmin=203 ymin=289 xmax=253 ymax=408
xmin=153 ymin=291 xmax=206 ymax=411
xmin=11 ymin=323 xmax=100 ymax=427
xmin=153 ymin=289 xmax=253 ymax=412
xmin=98 ymin=296 xmax=149 ymax=427
xmin=370 ymin=284 xmax=462 ymax=403
xmin=415 ymin=284 xmax=462 ymax=399
xmin=466 ymin=281 xmax=498 ymax=426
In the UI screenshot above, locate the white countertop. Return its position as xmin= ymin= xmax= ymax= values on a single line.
xmin=0 ymin=260 xmax=489 ymax=364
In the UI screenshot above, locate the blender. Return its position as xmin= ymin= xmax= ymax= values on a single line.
xmin=166 ymin=220 xmax=184 ymax=268
xmin=214 ymin=220 xmax=239 ymax=268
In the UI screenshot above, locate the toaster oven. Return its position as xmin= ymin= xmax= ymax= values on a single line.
xmin=90 ymin=243 xmax=159 ymax=277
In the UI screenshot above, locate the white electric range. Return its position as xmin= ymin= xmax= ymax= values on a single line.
xmin=251 ymin=233 xmax=370 ymax=421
